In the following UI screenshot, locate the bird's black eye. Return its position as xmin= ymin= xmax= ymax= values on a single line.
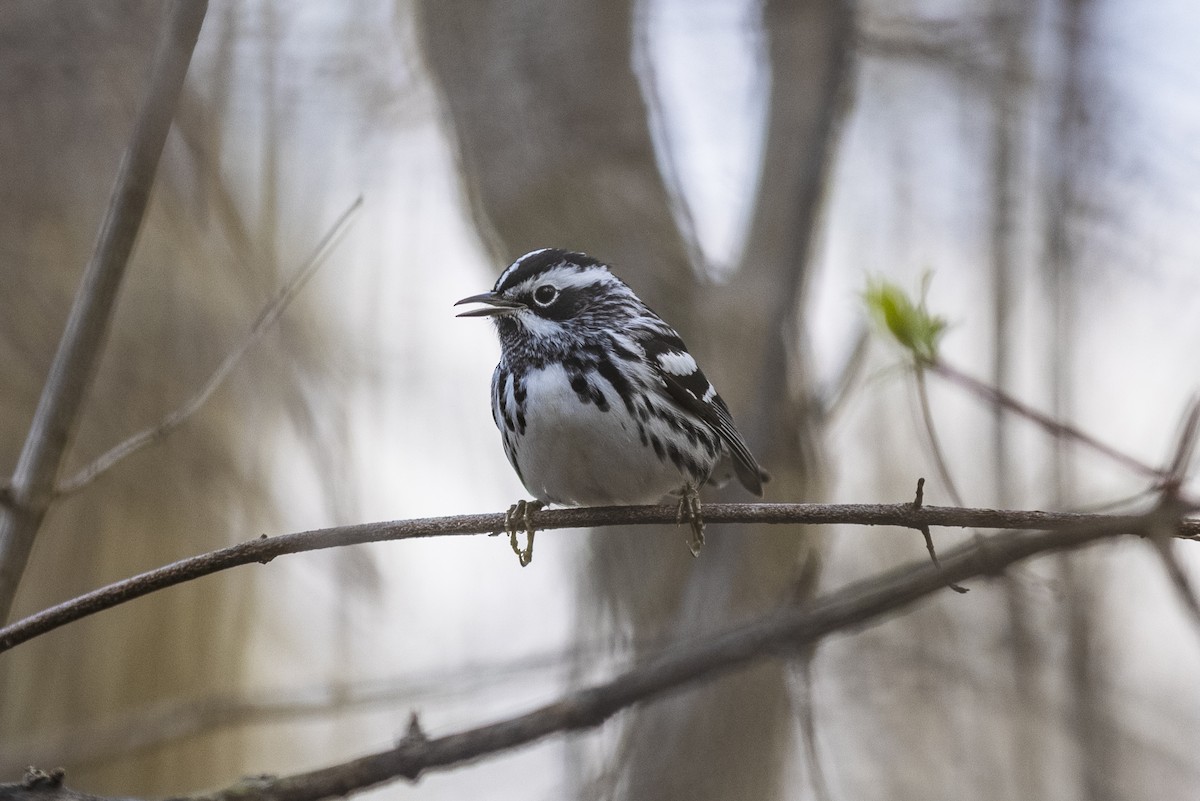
xmin=533 ymin=285 xmax=559 ymax=306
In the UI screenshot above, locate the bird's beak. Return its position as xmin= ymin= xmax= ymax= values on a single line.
xmin=454 ymin=292 xmax=525 ymax=318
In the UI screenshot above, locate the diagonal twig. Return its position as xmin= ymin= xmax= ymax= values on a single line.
xmin=1149 ymin=528 xmax=1200 ymax=640
xmin=1162 ymin=394 xmax=1200 ymax=489
xmin=0 ymin=0 xmax=209 ymax=624
xmin=928 ymin=358 xmax=1170 ymax=483
xmin=1145 ymin=396 xmax=1200 ymax=638
xmin=1 ymin=645 xmax=592 ymax=773
xmin=820 ymin=326 xmax=870 ymax=423
xmin=54 ymin=196 xmax=363 ymax=497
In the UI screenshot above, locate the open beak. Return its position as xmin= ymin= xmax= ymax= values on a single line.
xmin=454 ymin=292 xmax=525 ymax=318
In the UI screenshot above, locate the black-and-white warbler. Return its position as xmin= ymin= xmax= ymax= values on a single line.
xmin=456 ymin=248 xmax=766 ymax=564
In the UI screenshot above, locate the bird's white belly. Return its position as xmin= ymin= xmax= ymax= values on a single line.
xmin=509 ymin=364 xmax=685 ymax=506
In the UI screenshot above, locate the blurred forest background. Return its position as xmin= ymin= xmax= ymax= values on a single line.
xmin=2 ymin=0 xmax=1199 ymax=799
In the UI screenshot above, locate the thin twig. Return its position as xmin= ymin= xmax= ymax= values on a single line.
xmin=1163 ymin=394 xmax=1200 ymax=489
xmin=55 ymin=197 xmax=363 ymax=497
xmin=1144 ymin=398 xmax=1200 ymax=637
xmin=1 ymin=647 xmax=590 ymax=773
xmin=5 ymin=506 xmax=1185 ymax=801
xmin=821 ymin=326 xmax=871 ymax=422
xmin=2 ymin=502 xmax=1198 ymax=656
xmin=914 ymin=366 xmax=967 ymax=507
xmin=0 ymin=0 xmax=209 ymax=624
xmin=928 ymin=359 xmax=1169 ymax=483
xmin=1150 ymin=530 xmax=1200 ymax=640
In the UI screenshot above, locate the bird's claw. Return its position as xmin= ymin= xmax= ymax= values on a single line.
xmin=676 ymin=484 xmax=705 ymax=556
xmin=504 ymin=499 xmax=543 ymax=567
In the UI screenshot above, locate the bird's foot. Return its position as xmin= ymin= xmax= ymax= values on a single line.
xmin=504 ymin=499 xmax=543 ymax=567
xmin=676 ymin=484 xmax=705 ymax=557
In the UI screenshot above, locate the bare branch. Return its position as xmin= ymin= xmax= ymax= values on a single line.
xmin=0 ymin=0 xmax=208 ymax=623
xmin=2 ymin=646 xmax=592 ymax=772
xmin=1163 ymin=394 xmax=1200 ymax=488
xmin=55 ymin=196 xmax=363 ymax=497
xmin=1146 ymin=399 xmax=1200 ymax=636
xmin=1 ymin=767 xmax=137 ymax=801
xmin=928 ymin=359 xmax=1170 ymax=483
xmin=3 ymin=502 xmax=1199 ymax=656
xmin=6 ymin=505 xmax=1186 ymax=801
xmin=1150 ymin=531 xmax=1200 ymax=639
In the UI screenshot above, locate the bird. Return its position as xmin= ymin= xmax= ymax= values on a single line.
xmin=456 ymin=248 xmax=766 ymax=565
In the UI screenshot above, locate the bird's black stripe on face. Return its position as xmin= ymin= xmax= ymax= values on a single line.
xmin=494 ymin=249 xmax=605 ymax=294
xmin=538 ymin=285 xmax=595 ymax=322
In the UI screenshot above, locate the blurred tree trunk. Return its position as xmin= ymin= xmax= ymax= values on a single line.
xmin=987 ymin=2 xmax=1047 ymax=797
xmin=415 ymin=0 xmax=695 ymax=305
xmin=416 ymin=1 xmax=853 ymax=798
xmin=0 ymin=3 xmax=328 ymax=793
xmin=1043 ymin=0 xmax=1122 ymax=798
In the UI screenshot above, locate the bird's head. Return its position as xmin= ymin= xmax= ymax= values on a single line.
xmin=455 ymin=248 xmax=640 ymax=351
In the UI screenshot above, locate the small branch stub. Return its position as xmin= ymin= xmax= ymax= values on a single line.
xmin=911 ymin=478 xmax=968 ymax=594
xmin=256 ymin=534 xmax=273 ymax=565
xmin=401 ymin=712 xmax=427 ymax=747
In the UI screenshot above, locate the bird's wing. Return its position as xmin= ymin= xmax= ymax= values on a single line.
xmin=638 ymin=328 xmax=765 ymax=496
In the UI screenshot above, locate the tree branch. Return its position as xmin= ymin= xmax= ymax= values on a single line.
xmin=5 ymin=505 xmax=1188 ymax=801
xmin=1 ymin=647 xmax=587 ymax=773
xmin=54 ymin=196 xmax=362 ymax=497
xmin=2 ymin=768 xmax=137 ymax=801
xmin=928 ymin=359 xmax=1169 ymax=483
xmin=0 ymin=0 xmax=208 ymax=623
xmin=2 ymin=502 xmax=1198 ymax=656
